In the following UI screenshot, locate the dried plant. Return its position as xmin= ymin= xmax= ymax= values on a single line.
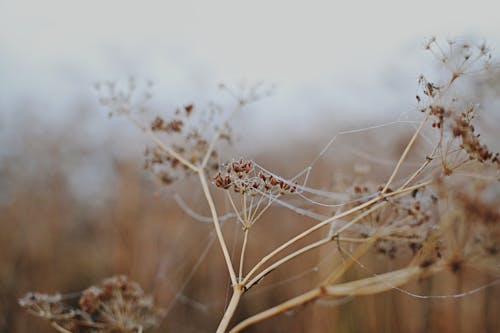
xmin=19 ymin=276 xmax=163 ymax=333
xmin=21 ymin=38 xmax=500 ymax=332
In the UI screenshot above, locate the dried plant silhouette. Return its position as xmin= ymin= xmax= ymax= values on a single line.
xmin=20 ymin=38 xmax=499 ymax=333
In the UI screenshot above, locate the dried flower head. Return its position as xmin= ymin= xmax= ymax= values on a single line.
xmin=19 ymin=275 xmax=163 ymax=333
xmin=214 ymin=159 xmax=297 ymax=195
xmin=143 ymin=102 xmax=227 ymax=185
xmin=213 ymin=159 xmax=297 ymax=228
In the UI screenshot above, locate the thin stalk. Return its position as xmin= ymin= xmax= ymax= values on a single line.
xmin=245 ymin=237 xmax=332 ymax=290
xmin=240 ymin=197 xmax=377 ymax=285
xmin=198 ymin=171 xmax=237 ymax=286
xmin=239 ymin=228 xmax=250 ymax=282
xmin=324 ymin=236 xmax=378 ymax=285
xmin=231 ymin=263 xmax=445 ymax=332
xmin=250 ymin=179 xmax=430 ymax=286
xmin=382 ymin=112 xmax=430 ymax=193
xmin=217 ymin=287 xmax=243 ymax=333
xmin=247 ymin=195 xmax=255 ymax=224
xmin=249 ymin=194 xmax=278 ymax=227
xmin=242 ymin=193 xmax=248 ymax=224
xmin=226 ymin=191 xmax=245 ymax=226
xmin=401 ymin=144 xmax=439 ymax=189
xmin=248 ymin=194 xmax=265 ymax=223
xmin=245 ymin=203 xmax=387 ymax=290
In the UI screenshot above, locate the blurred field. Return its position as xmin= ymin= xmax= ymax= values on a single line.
xmin=1 ymin=113 xmax=499 ymax=333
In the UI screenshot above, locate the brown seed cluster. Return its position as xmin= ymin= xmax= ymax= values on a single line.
xmin=423 ymin=102 xmax=499 ymax=169
xmin=19 ymin=275 xmax=162 ymax=333
xmin=144 ymin=104 xmax=223 ymax=185
xmin=451 ymin=108 xmax=499 ymax=164
xmin=151 ymin=116 xmax=184 ymax=133
xmin=213 ymin=159 xmax=297 ymax=195
xmin=429 ymin=104 xmax=450 ymax=129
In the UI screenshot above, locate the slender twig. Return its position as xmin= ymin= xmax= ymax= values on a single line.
xmin=230 ymin=263 xmax=445 ymax=332
xmin=225 ymin=192 xmax=244 ymax=225
xmin=245 ymin=203 xmax=387 ymax=290
xmin=242 ymin=193 xmax=248 ymax=224
xmin=249 ymin=193 xmax=280 ymax=227
xmin=245 ymin=236 xmax=331 ymax=290
xmin=401 ymin=143 xmax=439 ymax=189
xmin=248 ymin=194 xmax=265 ymax=223
xmin=198 ymin=171 xmax=237 ymax=286
xmin=324 ymin=237 xmax=378 ymax=285
xmin=239 ymin=228 xmax=250 ymax=282
xmin=382 ymin=112 xmax=430 ymax=193
xmin=240 ymin=180 xmax=430 ymax=286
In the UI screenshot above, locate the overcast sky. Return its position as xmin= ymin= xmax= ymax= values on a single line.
xmin=1 ymin=0 xmax=499 ymax=131
xmin=1 ymin=0 xmax=499 ymax=202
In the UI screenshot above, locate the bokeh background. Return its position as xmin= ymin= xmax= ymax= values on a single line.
xmin=1 ymin=1 xmax=499 ymax=332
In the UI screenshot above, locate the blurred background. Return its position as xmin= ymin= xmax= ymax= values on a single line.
xmin=1 ymin=1 xmax=499 ymax=332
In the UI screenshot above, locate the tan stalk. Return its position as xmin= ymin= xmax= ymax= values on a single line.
xmin=239 ymin=228 xmax=250 ymax=281
xmin=248 ymin=194 xmax=265 ymax=224
xmin=245 ymin=203 xmax=387 ymax=290
xmin=216 ymin=286 xmax=244 ymax=333
xmin=230 ymin=263 xmax=445 ymax=332
xmin=240 ymin=180 xmax=430 ymax=286
xmin=382 ymin=112 xmax=430 ymax=193
xmin=324 ymin=236 xmax=378 ymax=285
xmin=249 ymin=193 xmax=281 ymax=226
xmin=198 ymin=171 xmax=237 ymax=286
xmin=242 ymin=193 xmax=248 ymax=224
xmin=226 ymin=192 xmax=245 ymax=225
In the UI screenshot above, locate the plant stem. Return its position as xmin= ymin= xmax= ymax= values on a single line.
xmin=242 ymin=179 xmax=430 ymax=286
xmin=245 ymin=203 xmax=386 ymax=290
xmin=226 ymin=191 xmax=244 ymax=225
xmin=198 ymin=170 xmax=237 ymax=286
xmin=239 ymin=228 xmax=249 ymax=282
xmin=217 ymin=286 xmax=243 ymax=333
xmin=245 ymin=236 xmax=332 ymax=290
xmin=231 ymin=263 xmax=445 ymax=332
xmin=382 ymin=112 xmax=430 ymax=193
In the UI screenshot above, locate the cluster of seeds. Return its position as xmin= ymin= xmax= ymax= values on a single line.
xmin=424 ymin=102 xmax=499 ymax=166
xmin=19 ymin=275 xmax=162 ymax=333
xmin=416 ymin=39 xmax=500 ymax=173
xmin=144 ymin=104 xmax=223 ymax=185
xmin=213 ymin=159 xmax=297 ymax=195
xmin=428 ymin=104 xmax=450 ymax=129
xmin=451 ymin=107 xmax=499 ymax=164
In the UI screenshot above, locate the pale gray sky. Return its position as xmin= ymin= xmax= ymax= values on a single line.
xmin=0 ymin=0 xmax=499 ymax=202
xmin=1 ymin=0 xmax=499 ymax=101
